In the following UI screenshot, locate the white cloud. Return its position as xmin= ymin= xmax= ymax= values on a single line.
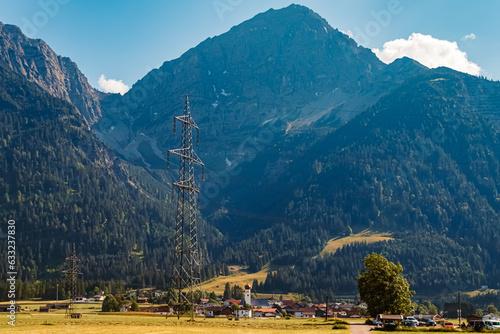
xmin=373 ymin=33 xmax=482 ymax=76
xmin=98 ymin=74 xmax=130 ymax=95
xmin=462 ymin=33 xmax=476 ymax=41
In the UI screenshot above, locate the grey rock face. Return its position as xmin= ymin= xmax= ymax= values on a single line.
xmin=94 ymin=5 xmax=394 ymax=169
xmin=0 ymin=22 xmax=102 ymax=124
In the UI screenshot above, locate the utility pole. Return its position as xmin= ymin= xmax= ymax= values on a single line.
xmin=325 ymin=296 xmax=329 ymax=322
xmin=63 ymin=243 xmax=82 ymax=318
xmin=458 ymin=291 xmax=461 ymax=326
xmin=56 ymin=283 xmax=59 ymax=302
xmin=168 ymin=95 xmax=205 ymax=320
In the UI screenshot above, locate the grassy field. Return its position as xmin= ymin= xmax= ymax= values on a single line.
xmin=201 ymin=265 xmax=269 ymax=295
xmin=201 ymin=264 xmax=295 ymax=299
xmin=319 ymin=229 xmax=394 ymax=257
xmin=1 ymin=312 xmax=351 ymax=334
xmin=463 ymin=288 xmax=500 ymax=297
xmin=201 ymin=229 xmax=393 ymax=295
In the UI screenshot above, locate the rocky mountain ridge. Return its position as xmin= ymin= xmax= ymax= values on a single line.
xmin=0 ymin=22 xmax=102 ymax=124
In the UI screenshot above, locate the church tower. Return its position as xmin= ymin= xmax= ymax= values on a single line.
xmin=244 ymin=284 xmax=251 ymax=306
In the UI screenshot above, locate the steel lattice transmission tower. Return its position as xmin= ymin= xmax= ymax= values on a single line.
xmin=63 ymin=243 xmax=82 ymax=318
xmin=167 ymin=95 xmax=205 ymax=319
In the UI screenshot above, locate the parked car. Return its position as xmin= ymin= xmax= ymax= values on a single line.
xmin=484 ymin=320 xmax=500 ymax=330
xmin=424 ymin=319 xmax=437 ymax=326
xmin=443 ymin=322 xmax=455 ymax=328
xmin=403 ymin=317 xmax=419 ymax=327
xmin=417 ymin=318 xmax=436 ymax=326
xmin=384 ymin=320 xmax=397 ymax=331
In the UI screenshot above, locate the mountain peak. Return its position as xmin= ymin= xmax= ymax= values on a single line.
xmin=384 ymin=56 xmax=428 ymax=79
xmin=97 ymin=4 xmax=386 ymax=168
xmin=0 ymin=21 xmax=102 ymax=124
xmin=265 ymin=4 xmax=320 ymax=17
xmin=232 ymin=4 xmax=335 ymax=36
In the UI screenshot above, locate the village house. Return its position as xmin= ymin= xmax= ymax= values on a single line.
xmin=223 ymin=299 xmax=241 ymax=307
xmin=332 ymin=307 xmax=347 ymax=317
xmin=251 ymin=298 xmax=272 ymax=307
xmin=197 ymin=302 xmax=220 ymax=310
xmin=120 ymin=304 xmax=131 ymax=312
xmin=293 ymin=307 xmax=316 ymax=318
xmin=315 ymin=307 xmax=339 ymax=318
xmin=253 ymin=308 xmax=280 ymax=318
xmin=346 ymin=309 xmax=362 ymax=318
xmin=92 ymin=294 xmax=106 ymax=302
xmin=483 ymin=313 xmax=500 ymax=321
xmin=205 ymin=306 xmax=233 ymax=317
xmin=45 ymin=303 xmax=70 ymax=310
xmin=39 ymin=306 xmax=50 ymax=313
xmin=282 ymin=301 xmax=301 ymax=311
xmin=281 ymin=300 xmax=295 ymax=308
xmin=152 ymin=291 xmax=163 ymax=297
xmin=139 ymin=305 xmax=170 ymax=315
xmin=235 ymin=309 xmax=252 ymax=318
xmin=137 ymin=297 xmax=149 ymax=303
xmin=0 ymin=304 xmax=20 ymax=312
xmin=466 ymin=314 xmax=483 ymax=326
xmin=415 ymin=314 xmax=441 ymax=322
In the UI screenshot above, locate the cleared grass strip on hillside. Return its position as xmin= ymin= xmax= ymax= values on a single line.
xmin=319 ymin=229 xmax=393 ymax=257
xmin=201 ymin=264 xmax=270 ymax=295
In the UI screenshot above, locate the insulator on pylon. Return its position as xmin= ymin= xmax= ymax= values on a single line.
xmin=197 ymin=129 xmax=200 ymax=145
xmin=167 ymin=152 xmax=170 ymax=168
xmin=202 ymin=166 xmax=205 ymax=181
xmin=173 ymin=119 xmax=176 ymax=135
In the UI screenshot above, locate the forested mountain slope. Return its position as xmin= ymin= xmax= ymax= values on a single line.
xmin=0 ymin=60 xmax=225 ymax=286
xmin=216 ymin=69 xmax=500 ymax=296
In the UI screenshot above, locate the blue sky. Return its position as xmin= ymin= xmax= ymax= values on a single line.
xmin=0 ymin=0 xmax=499 ymax=93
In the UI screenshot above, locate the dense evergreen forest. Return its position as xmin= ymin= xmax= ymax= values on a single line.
xmin=2 ymin=56 xmax=500 ymax=300
xmin=0 ymin=61 xmax=227 ymax=292
xmin=213 ymin=70 xmax=500 ymax=296
xmin=257 ymin=233 xmax=484 ymax=301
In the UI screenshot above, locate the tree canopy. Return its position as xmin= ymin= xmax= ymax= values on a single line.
xmin=357 ymin=253 xmax=414 ymax=316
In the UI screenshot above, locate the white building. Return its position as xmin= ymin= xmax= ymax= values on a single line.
xmin=92 ymin=294 xmax=105 ymax=302
xmin=484 ymin=313 xmax=500 ymax=321
xmin=244 ymin=284 xmax=252 ymax=306
xmin=236 ymin=309 xmax=252 ymax=318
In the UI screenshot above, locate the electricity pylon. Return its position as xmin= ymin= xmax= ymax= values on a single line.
xmin=63 ymin=243 xmax=82 ymax=318
xmin=167 ymin=95 xmax=205 ymax=320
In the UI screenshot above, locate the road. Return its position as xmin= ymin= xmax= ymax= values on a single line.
xmin=350 ymin=322 xmax=374 ymax=334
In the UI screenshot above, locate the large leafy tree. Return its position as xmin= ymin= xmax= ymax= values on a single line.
xmin=357 ymin=253 xmax=414 ymax=316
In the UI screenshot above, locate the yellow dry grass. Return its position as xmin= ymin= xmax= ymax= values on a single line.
xmin=1 ymin=313 xmax=351 ymax=334
xmin=16 ymin=300 xmax=102 ymax=314
xmin=463 ymin=288 xmax=499 ymax=297
xmin=319 ymin=229 xmax=393 ymax=257
xmin=201 ymin=264 xmax=270 ymax=295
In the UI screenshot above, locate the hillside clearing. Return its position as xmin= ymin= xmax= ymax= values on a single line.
xmin=319 ymin=229 xmax=393 ymax=257
xmin=201 ymin=264 xmax=270 ymax=295
xmin=463 ymin=288 xmax=500 ymax=297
